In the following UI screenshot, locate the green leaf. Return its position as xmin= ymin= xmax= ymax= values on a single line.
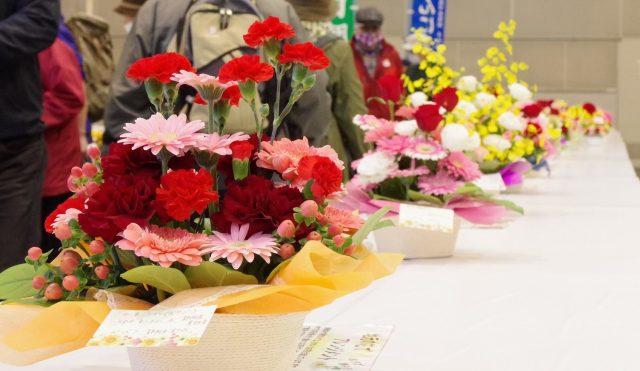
xmin=377 ymin=178 xmax=408 ymax=200
xmin=0 ymin=264 xmax=46 ymax=300
xmin=352 ymin=206 xmax=391 ymax=246
xmin=184 ymin=261 xmax=257 ymax=288
xmin=121 ymin=266 xmax=191 ymax=294
xmin=407 ymin=190 xmax=445 ymax=206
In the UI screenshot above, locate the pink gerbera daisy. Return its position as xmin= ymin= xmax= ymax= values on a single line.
xmin=364 ymin=121 xmax=395 ymax=143
xmin=171 ymin=70 xmax=237 ymax=102
xmin=203 ymin=224 xmax=279 ymax=270
xmin=119 ymin=113 xmax=203 ymax=156
xmin=353 ymin=114 xmax=387 ymax=131
xmin=196 ymin=132 xmax=250 ymax=155
xmin=418 ymin=171 xmax=462 ymax=196
xmin=403 ymin=137 xmax=447 ymax=161
xmin=257 ymin=137 xmax=343 ymax=185
xmin=377 ymin=135 xmax=414 ymax=155
xmin=390 ymin=166 xmax=430 ymax=178
xmin=439 ymin=151 xmax=482 ymax=182
xmin=116 ymin=223 xmax=211 ymax=268
xmin=320 ymin=206 xmax=365 ymax=233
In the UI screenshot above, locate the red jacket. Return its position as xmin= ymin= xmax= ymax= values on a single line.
xmin=351 ymin=39 xmax=404 ymax=119
xmin=39 ymin=38 xmax=86 ymax=197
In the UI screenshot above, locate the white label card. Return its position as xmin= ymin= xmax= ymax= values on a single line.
xmin=398 ymin=204 xmax=454 ymax=233
xmin=473 ymin=173 xmax=506 ymax=193
xmin=87 ymin=306 xmax=217 ymax=347
xmin=293 ymin=325 xmax=393 ymax=370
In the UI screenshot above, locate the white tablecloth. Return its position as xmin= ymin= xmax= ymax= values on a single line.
xmin=5 ymin=131 xmax=640 ymax=371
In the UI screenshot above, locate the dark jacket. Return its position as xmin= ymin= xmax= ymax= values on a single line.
xmin=103 ymin=0 xmax=332 ymax=146
xmin=0 ymin=0 xmax=60 ymax=140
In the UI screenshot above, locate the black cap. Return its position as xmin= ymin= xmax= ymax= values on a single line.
xmin=356 ymin=7 xmax=383 ymax=26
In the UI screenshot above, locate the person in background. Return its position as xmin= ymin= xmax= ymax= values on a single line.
xmin=39 ymin=27 xmax=86 ymax=256
xmin=114 ymin=0 xmax=146 ymax=33
xmin=103 ymin=0 xmax=332 ymax=147
xmin=351 ymin=6 xmax=403 ymax=120
xmin=0 ymin=0 xmax=60 ymax=270
xmin=286 ymin=0 xmax=366 ymax=179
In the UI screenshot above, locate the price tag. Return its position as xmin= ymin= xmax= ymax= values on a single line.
xmin=87 ymin=306 xmax=216 ymax=347
xmin=473 ymin=173 xmax=507 ymax=193
xmin=398 ymin=204 xmax=454 ymax=233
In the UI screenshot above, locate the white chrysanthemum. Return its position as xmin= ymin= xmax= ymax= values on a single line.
xmin=456 ymin=75 xmax=478 ymax=92
xmin=465 ymin=132 xmax=481 ymax=151
xmin=394 ymin=120 xmax=418 ymax=136
xmin=508 ymin=83 xmax=532 ymax=103
xmin=498 ymin=111 xmax=526 ymax=131
xmin=455 ymin=100 xmax=478 ymax=118
xmin=475 ymin=92 xmax=496 ymax=108
xmin=409 ymin=92 xmax=428 ymax=107
xmin=356 ymin=152 xmax=398 ymax=185
xmin=483 ymin=134 xmax=512 ymax=151
xmin=441 ymin=124 xmax=471 ymax=152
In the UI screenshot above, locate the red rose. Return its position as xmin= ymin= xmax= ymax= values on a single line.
xmin=126 ymin=52 xmax=194 ymax=84
xmin=415 ymin=104 xmax=444 ymax=132
xmin=78 ymin=175 xmax=157 ymax=243
xmin=433 ymin=87 xmax=459 ymax=112
xmin=243 ymin=16 xmax=296 ymax=48
xmin=217 ymin=175 xmax=303 ymax=235
xmin=156 ymin=169 xmax=219 ymax=222
xmin=377 ymin=75 xmax=403 ymax=103
xmin=221 ymin=85 xmax=242 ymax=107
xmin=102 ymin=143 xmax=194 ymax=182
xmin=230 ymin=141 xmax=255 ymax=160
xmin=522 ymin=103 xmax=543 ymax=118
xmin=298 ymin=155 xmax=343 ymax=199
xmin=219 ymin=55 xmax=274 ymax=83
xmin=44 ymin=195 xmax=86 ymax=233
xmin=278 ymin=42 xmax=330 ymax=71
xmin=583 ymin=102 xmax=596 ymax=115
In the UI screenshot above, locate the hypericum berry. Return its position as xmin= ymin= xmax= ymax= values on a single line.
xmin=54 ymin=224 xmax=73 ymax=240
xmin=277 ymin=220 xmax=296 ymax=239
xmin=62 ymin=275 xmax=80 ymax=291
xmin=81 ymin=162 xmax=98 ymax=178
xmin=27 ymin=246 xmax=43 ymax=261
xmin=84 ymin=181 xmax=100 ymax=197
xmin=70 ymin=166 xmax=83 ymax=178
xmin=306 ymin=231 xmax=322 ymax=241
xmin=332 ymin=234 xmax=346 ymax=247
xmin=95 ymin=265 xmax=109 ymax=280
xmin=278 ymin=243 xmax=295 ymax=259
xmin=327 ymin=224 xmax=342 ymax=237
xmin=89 ymin=240 xmax=105 ymax=254
xmin=44 ymin=283 xmax=63 ymax=300
xmin=59 ymin=250 xmax=81 ymax=275
xmin=344 ymin=245 xmax=356 ymax=256
xmin=87 ymin=143 xmax=101 ymax=160
xmin=299 ymin=200 xmax=319 ymax=218
xmin=32 ymin=275 xmax=46 ymax=290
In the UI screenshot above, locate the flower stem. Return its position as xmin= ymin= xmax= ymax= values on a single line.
xmin=207 ymin=165 xmax=219 ymax=217
xmin=270 ymin=66 xmax=283 ymax=144
xmin=159 ymin=149 xmax=171 ymax=175
xmin=248 ymin=98 xmax=263 ymax=152
xmin=207 ymin=100 xmax=216 ymax=134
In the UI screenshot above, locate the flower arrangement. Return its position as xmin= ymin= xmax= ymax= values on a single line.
xmin=573 ymin=102 xmax=613 ymax=136
xmin=0 ymin=17 xmax=402 ymax=367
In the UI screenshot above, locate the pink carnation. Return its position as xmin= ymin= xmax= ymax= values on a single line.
xmin=377 ymin=135 xmax=414 ymax=155
xmin=364 ymin=121 xmax=395 ymax=143
xmin=320 ymin=206 xmax=365 ymax=233
xmin=119 ymin=113 xmax=203 ymax=156
xmin=171 ymin=70 xmax=237 ymax=102
xmin=439 ymin=151 xmax=482 ymax=182
xmin=116 ymin=223 xmax=210 ymax=267
xmin=418 ymin=171 xmax=462 ymax=195
xmin=390 ymin=166 xmax=430 ymax=178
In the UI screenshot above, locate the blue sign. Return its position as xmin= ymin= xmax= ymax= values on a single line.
xmin=410 ymin=0 xmax=447 ymax=44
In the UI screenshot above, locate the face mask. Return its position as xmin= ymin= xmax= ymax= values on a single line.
xmin=354 ymin=31 xmax=383 ymax=52
xmin=123 ymin=21 xmax=133 ymax=34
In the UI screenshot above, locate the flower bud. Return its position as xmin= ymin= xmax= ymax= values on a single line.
xmin=327 ymin=224 xmax=342 ymax=237
xmin=300 ymin=200 xmax=319 ymax=218
xmin=95 ymin=265 xmax=110 ymax=280
xmin=238 ymin=81 xmax=256 ymax=102
xmin=279 ymin=243 xmax=295 ymax=259
xmin=67 ymin=176 xmax=79 ymax=192
xmin=89 ymin=240 xmax=105 ymax=254
xmin=44 ymin=283 xmax=63 ymax=300
xmin=344 ymin=245 xmax=356 ymax=256
xmin=32 ymin=275 xmax=46 ymax=290
xmin=87 ymin=143 xmax=101 ymax=160
xmin=306 ymin=231 xmax=322 ymax=241
xmin=81 ymin=162 xmax=98 ymax=178
xmin=54 ymin=224 xmax=73 ymax=241
xmin=277 ymin=220 xmax=296 ymax=239
xmin=259 ymin=103 xmax=270 ymax=118
xmin=27 ymin=246 xmax=43 ymax=261
xmin=62 ymin=275 xmax=80 ymax=291
xmin=84 ymin=182 xmax=100 ymax=197
xmin=332 ymin=234 xmax=346 ymax=247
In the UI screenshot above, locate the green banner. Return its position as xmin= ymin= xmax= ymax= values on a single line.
xmin=331 ymin=0 xmax=356 ymax=40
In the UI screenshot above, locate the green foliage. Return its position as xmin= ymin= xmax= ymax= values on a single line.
xmin=0 ymin=264 xmax=47 ymax=300
xmin=121 ymin=266 xmax=191 ymax=294
xmin=407 ymin=190 xmax=445 ymax=206
xmin=351 ymin=207 xmax=392 ymax=246
xmin=184 ymin=261 xmax=258 ymax=288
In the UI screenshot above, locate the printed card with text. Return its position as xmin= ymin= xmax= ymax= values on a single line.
xmin=293 ymin=325 xmax=393 ymax=370
xmin=398 ymin=204 xmax=455 ymax=233
xmin=87 ymin=306 xmax=217 ymax=347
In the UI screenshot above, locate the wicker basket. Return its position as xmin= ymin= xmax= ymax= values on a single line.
xmin=128 ymin=311 xmax=308 ymax=371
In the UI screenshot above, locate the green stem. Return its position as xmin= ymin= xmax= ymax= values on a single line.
xmin=207 ymin=165 xmax=220 ymax=217
xmin=248 ymin=98 xmax=263 ymax=152
xmin=388 ymin=101 xmax=395 ymax=121
xmin=207 ymin=100 xmax=216 ymax=134
xmin=110 ymin=247 xmax=123 ymax=275
xmin=270 ymin=66 xmax=284 ymax=144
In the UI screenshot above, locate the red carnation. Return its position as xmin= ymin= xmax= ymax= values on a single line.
xmin=415 ymin=104 xmax=444 ymax=132
xmin=44 ymin=195 xmax=86 ymax=233
xmin=433 ymin=87 xmax=459 ymax=112
xmin=278 ymin=42 xmax=330 ymax=71
xmin=102 ymin=143 xmax=194 ymax=183
xmin=538 ymin=100 xmax=553 ymax=108
xmin=194 ymin=94 xmax=206 ymax=106
xmin=377 ymin=75 xmax=403 ymax=103
xmin=126 ymin=52 xmax=194 ymax=84
xmin=583 ymin=102 xmax=596 ymax=115
xmin=522 ymin=103 xmax=543 ymax=118
xmin=78 ymin=175 xmax=157 ymax=243
xmin=221 ymin=85 xmax=242 ymax=107
xmin=219 ymin=55 xmax=274 ymax=83
xmin=243 ymin=16 xmax=296 ymax=48
xmin=298 ymin=155 xmax=343 ymax=199
xmin=230 ymin=141 xmax=255 ymax=160
xmin=156 ymin=169 xmax=219 ymax=222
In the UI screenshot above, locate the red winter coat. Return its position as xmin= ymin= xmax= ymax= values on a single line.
xmin=351 ymin=39 xmax=404 ymax=119
xmin=39 ymin=38 xmax=86 ymax=197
